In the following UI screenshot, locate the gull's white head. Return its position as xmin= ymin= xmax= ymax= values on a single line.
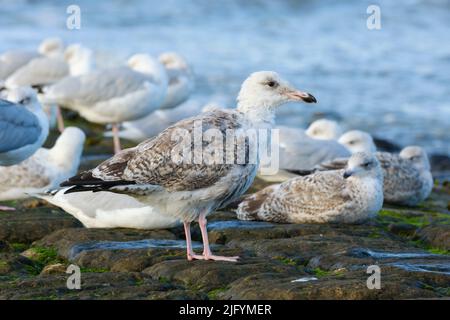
xmin=344 ymin=152 xmax=382 ymax=180
xmin=400 ymin=146 xmax=430 ymax=171
xmin=306 ymin=119 xmax=343 ymax=140
xmin=64 ymin=44 xmax=94 ymax=76
xmin=38 ymin=37 xmax=64 ymax=58
xmin=338 ymin=130 xmax=377 ymax=154
xmin=127 ymin=54 xmax=168 ymax=85
xmin=6 ymin=86 xmax=40 ymax=112
xmin=237 ymin=71 xmax=316 ymax=123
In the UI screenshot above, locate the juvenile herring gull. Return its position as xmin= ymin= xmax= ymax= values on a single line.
xmin=42 ymin=71 xmax=317 ymax=262
xmin=303 ymin=146 xmax=433 ymax=206
xmin=41 ymin=54 xmax=168 ymax=154
xmin=237 ymin=152 xmax=384 ymax=224
xmin=0 ymin=127 xmax=85 ymax=202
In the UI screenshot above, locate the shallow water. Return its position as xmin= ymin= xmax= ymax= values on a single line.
xmin=69 ymin=238 xmax=203 ymax=259
xmin=0 ymin=0 xmax=449 ymax=155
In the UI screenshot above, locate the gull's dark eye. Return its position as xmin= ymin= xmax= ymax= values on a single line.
xmin=19 ymin=97 xmax=30 ymax=105
xmin=348 ymin=140 xmax=355 ymax=145
xmin=362 ymin=162 xmax=370 ymax=168
xmin=266 ymin=80 xmax=278 ymax=88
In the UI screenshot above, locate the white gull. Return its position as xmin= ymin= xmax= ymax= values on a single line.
xmin=41 ymin=54 xmax=168 ymax=154
xmin=0 ymin=127 xmax=85 ymax=202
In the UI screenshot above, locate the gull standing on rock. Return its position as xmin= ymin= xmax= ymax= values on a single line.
xmin=237 ymin=152 xmax=384 ymax=224
xmin=43 ymin=71 xmax=316 ymax=262
xmin=0 ymin=127 xmax=85 ymax=202
xmin=5 ymin=43 xmax=94 ymax=131
xmin=41 ymin=54 xmax=168 ymax=154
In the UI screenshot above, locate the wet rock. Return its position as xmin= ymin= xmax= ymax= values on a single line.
xmin=387 ymin=223 xmax=418 ymax=237
xmin=40 ymin=263 xmax=67 ymax=275
xmin=0 ymin=208 xmax=82 ymax=244
xmin=0 ymin=271 xmax=200 ymax=300
xmin=416 ymin=224 xmax=450 ymax=251
xmin=35 ymin=228 xmax=177 ymax=259
xmin=143 ymin=256 xmax=303 ymax=292
xmin=221 ymin=267 xmax=442 ymax=299
xmin=0 ymin=240 xmax=12 ymax=253
xmin=0 ymin=252 xmax=37 ymax=276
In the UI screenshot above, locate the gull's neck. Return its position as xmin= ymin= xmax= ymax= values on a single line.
xmin=237 ymin=102 xmax=276 ymax=128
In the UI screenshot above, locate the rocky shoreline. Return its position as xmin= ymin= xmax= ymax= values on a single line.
xmin=1 ymin=118 xmax=449 ymax=300
xmin=0 ymin=179 xmax=449 ymax=300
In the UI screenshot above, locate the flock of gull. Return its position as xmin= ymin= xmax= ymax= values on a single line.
xmin=0 ymin=38 xmax=433 ymax=262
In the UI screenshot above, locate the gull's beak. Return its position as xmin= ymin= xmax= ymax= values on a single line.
xmin=285 ymin=88 xmax=317 ymax=103
xmin=343 ymin=170 xmax=353 ymax=179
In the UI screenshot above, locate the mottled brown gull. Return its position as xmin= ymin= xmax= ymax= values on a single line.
xmin=42 ymin=71 xmax=316 ymax=262
xmin=237 ymin=152 xmax=384 ymax=224
xmin=304 ymin=146 xmax=433 ymax=206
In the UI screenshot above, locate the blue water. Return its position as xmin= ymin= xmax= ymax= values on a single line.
xmin=1 ymin=0 xmax=449 ymax=155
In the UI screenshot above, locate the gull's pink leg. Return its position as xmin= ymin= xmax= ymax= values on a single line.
xmin=0 ymin=205 xmax=16 ymax=211
xmin=198 ymin=211 xmax=239 ymax=262
xmin=112 ymin=123 xmax=122 ymax=154
xmin=183 ymin=222 xmax=204 ymax=261
xmin=56 ymin=106 xmax=65 ymax=133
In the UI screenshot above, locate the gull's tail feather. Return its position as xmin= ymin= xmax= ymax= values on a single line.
xmin=236 ymin=184 xmax=278 ymax=221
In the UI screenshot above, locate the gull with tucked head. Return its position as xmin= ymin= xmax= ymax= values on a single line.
xmin=237 ymin=151 xmax=384 ymax=224
xmin=300 ymin=143 xmax=433 ymax=206
xmin=338 ymin=130 xmax=377 ymax=154
xmin=306 ymin=119 xmax=343 ymax=140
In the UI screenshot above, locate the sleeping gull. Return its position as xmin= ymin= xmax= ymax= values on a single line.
xmin=0 ymin=127 xmax=85 ymax=202
xmin=305 ymin=118 xmax=344 ymax=140
xmin=237 ymin=152 xmax=384 ymax=224
xmin=0 ymin=37 xmax=64 ymax=80
xmin=257 ymin=119 xmax=350 ymax=182
xmin=5 ymin=43 xmax=94 ymax=132
xmin=41 ymin=53 xmax=168 ymax=154
xmin=109 ymin=52 xmax=194 ymax=142
xmin=301 ymin=146 xmax=433 ymax=206
xmin=41 ymin=71 xmax=317 ymax=261
xmin=337 ymin=130 xmax=377 ymax=154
